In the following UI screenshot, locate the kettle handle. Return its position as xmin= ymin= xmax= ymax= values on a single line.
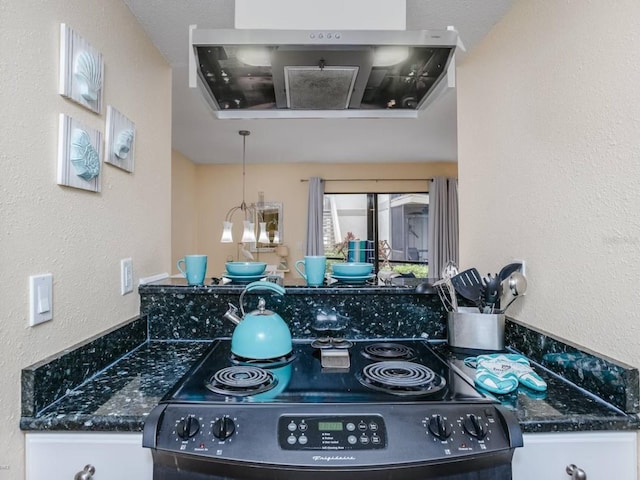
xmin=239 ymin=281 xmax=286 ymax=316
xmin=245 ymin=281 xmax=286 ymax=296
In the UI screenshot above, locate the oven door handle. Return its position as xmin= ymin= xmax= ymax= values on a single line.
xmin=142 ymin=404 xmax=168 ymax=449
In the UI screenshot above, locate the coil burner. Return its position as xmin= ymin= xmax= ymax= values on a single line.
xmin=362 ymin=342 xmax=416 ymax=361
xmin=230 ymin=351 xmax=295 ymax=369
xmin=357 ymin=361 xmax=446 ymax=396
xmin=205 ymin=366 xmax=276 ymax=396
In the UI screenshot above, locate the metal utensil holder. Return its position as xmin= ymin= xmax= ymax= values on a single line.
xmin=447 ymin=307 xmax=505 ymax=351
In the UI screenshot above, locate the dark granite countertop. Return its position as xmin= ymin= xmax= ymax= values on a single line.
xmin=21 ymin=340 xmax=211 ymax=432
xmin=21 ymin=337 xmax=639 ymax=433
xmin=431 ymin=342 xmax=639 ymax=433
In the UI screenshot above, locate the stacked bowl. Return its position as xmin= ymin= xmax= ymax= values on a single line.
xmin=330 ymin=262 xmax=374 ymax=284
xmin=223 ymin=262 xmax=267 ymax=282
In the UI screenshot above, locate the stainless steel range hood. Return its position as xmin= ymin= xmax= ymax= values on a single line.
xmin=189 ymin=27 xmax=458 ymax=119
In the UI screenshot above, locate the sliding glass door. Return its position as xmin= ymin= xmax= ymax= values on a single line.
xmin=323 ymin=193 xmax=429 ymax=276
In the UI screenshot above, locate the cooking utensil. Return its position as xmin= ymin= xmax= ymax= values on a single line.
xmin=441 ymin=260 xmax=459 ymax=279
xmin=482 ymin=273 xmax=502 ymax=313
xmin=432 ymin=277 xmax=458 ymax=312
xmin=509 ymin=271 xmax=528 ymax=295
xmin=498 ymin=262 xmax=523 ymax=281
xmin=223 ymin=281 xmax=292 ymax=359
xmin=450 ymin=268 xmax=484 ymax=311
xmin=499 ymin=272 xmax=528 ymax=312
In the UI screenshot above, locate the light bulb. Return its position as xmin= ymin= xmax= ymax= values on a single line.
xmin=241 ymin=220 xmax=256 ymax=243
xmin=236 ymin=47 xmax=272 ymax=67
xmin=221 ymin=221 xmax=233 ymax=243
xmin=258 ymin=222 xmax=269 ymax=243
xmin=373 ymin=46 xmax=410 ymax=67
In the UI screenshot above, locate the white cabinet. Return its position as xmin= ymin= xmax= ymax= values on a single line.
xmin=26 ymin=433 xmax=152 ymax=480
xmin=512 ymin=431 xmax=637 ymax=480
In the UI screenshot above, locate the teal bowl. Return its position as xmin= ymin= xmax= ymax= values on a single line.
xmin=225 ymin=262 xmax=267 ymax=276
xmin=332 ymin=262 xmax=373 ymax=277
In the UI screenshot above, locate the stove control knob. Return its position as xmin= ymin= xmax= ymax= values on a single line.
xmin=176 ymin=416 xmax=200 ymax=439
xmin=212 ymin=417 xmax=236 ymax=440
xmin=463 ymin=414 xmax=487 ymax=440
xmin=428 ymin=415 xmax=452 ymax=440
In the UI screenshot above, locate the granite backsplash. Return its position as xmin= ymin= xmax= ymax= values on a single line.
xmin=139 ymin=281 xmax=447 ymax=341
xmin=21 ymin=316 xmax=147 ymax=418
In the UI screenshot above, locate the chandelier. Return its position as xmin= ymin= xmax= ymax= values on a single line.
xmin=220 ymin=130 xmax=268 ymax=244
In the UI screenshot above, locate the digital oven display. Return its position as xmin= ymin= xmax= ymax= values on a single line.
xmin=279 ymin=415 xmax=387 ymax=451
xmin=318 ymin=421 xmax=343 ymax=431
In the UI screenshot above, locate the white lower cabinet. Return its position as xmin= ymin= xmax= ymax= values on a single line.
xmin=25 ymin=433 xmax=152 ymax=480
xmin=512 ymin=431 xmax=638 ymax=480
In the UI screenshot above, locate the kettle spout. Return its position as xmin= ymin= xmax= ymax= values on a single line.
xmin=223 ymin=303 xmax=243 ymax=325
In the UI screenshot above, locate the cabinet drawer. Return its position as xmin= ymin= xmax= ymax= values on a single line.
xmin=26 ymin=433 xmax=152 ymax=480
xmin=512 ymin=431 xmax=637 ymax=480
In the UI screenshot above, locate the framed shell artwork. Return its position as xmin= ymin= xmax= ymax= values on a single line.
xmin=59 ymin=23 xmax=104 ymax=114
xmin=105 ymin=106 xmax=136 ymax=173
xmin=57 ymin=113 xmax=103 ymax=192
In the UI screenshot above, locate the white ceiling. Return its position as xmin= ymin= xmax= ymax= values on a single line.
xmin=122 ymin=0 xmax=514 ymax=164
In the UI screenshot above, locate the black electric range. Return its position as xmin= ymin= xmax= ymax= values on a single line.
xmin=143 ymin=339 xmax=523 ymax=480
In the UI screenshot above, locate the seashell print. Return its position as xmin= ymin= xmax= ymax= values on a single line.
xmin=114 ymin=129 xmax=134 ymax=160
xmin=70 ymin=128 xmax=100 ymax=181
xmin=74 ymin=50 xmax=102 ymax=102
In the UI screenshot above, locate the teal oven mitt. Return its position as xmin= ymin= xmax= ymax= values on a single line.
xmin=465 ymin=354 xmax=547 ymax=395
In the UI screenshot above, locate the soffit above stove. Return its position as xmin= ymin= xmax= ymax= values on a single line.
xmin=189 ymin=27 xmax=459 ymax=119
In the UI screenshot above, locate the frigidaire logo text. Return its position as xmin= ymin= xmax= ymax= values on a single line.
xmin=312 ymin=455 xmax=356 ymax=462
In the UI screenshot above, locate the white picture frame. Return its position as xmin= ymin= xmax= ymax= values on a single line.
xmin=59 ymin=23 xmax=104 ymax=114
xmin=105 ymin=106 xmax=136 ymax=173
xmin=57 ymin=114 xmax=102 ymax=193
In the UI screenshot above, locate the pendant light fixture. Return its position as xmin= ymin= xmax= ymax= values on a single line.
xmin=220 ymin=130 xmax=268 ymax=244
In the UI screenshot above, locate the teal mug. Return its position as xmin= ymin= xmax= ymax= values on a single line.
xmin=177 ymin=255 xmax=208 ymax=285
xmin=295 ymin=255 xmax=326 ymax=286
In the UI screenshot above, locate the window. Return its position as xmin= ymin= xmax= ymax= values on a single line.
xmin=323 ymin=193 xmax=429 ymax=276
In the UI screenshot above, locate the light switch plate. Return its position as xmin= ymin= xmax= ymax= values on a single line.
xmin=29 ymin=274 xmax=53 ymax=326
xmin=121 ymin=258 xmax=133 ymax=295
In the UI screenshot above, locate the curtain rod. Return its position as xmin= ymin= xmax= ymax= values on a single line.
xmin=300 ymin=178 xmax=433 ymax=182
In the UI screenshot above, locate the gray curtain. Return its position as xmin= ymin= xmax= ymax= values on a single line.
xmin=305 ymin=177 xmax=325 ymax=255
xmin=427 ymin=177 xmax=459 ymax=278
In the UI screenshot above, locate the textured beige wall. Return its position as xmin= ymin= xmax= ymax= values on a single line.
xmin=172 ymin=149 xmax=199 ymax=269
xmin=458 ymin=0 xmax=640 ymax=368
xmin=0 ymin=1 xmax=171 ymax=478
xmin=171 ymin=161 xmax=456 ymax=278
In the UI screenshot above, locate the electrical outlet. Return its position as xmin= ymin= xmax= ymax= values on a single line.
xmin=29 ymin=274 xmax=53 ymax=326
xmin=121 ymin=258 xmax=133 ymax=295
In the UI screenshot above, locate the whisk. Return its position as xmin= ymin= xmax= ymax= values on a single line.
xmin=433 ymin=277 xmax=458 ymax=313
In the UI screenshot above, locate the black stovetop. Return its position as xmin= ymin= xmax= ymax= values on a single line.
xmin=162 ymin=339 xmax=491 ymax=405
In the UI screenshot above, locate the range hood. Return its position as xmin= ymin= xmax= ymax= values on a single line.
xmin=188 ymin=27 xmax=458 ymax=119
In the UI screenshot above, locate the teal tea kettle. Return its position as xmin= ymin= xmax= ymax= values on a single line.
xmin=223 ymin=281 xmax=292 ymax=360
